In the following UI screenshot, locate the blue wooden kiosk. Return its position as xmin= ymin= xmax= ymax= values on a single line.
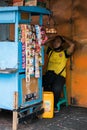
xmin=0 ymin=6 xmax=51 ymax=130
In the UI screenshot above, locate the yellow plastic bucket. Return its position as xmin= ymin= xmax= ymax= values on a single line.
xmin=42 ymin=91 xmax=54 ymax=118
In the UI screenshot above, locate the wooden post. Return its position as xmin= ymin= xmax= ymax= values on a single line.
xmin=13 ymin=92 xmax=18 ymax=130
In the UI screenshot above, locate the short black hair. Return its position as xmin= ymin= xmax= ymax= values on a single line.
xmin=54 ymin=35 xmax=65 ymax=44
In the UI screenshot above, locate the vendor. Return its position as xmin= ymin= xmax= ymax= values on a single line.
xmin=42 ymin=35 xmax=75 ymax=111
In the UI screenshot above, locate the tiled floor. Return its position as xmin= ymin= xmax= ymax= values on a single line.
xmin=0 ymin=106 xmax=87 ymax=130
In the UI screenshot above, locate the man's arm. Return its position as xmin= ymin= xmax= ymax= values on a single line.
xmin=63 ymin=36 xmax=75 ymax=55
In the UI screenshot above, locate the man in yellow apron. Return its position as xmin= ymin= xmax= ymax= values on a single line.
xmin=43 ymin=35 xmax=75 ymax=110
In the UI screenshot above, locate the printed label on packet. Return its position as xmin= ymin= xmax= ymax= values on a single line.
xmin=26 ymin=75 xmax=30 ymax=83
xmin=26 ymin=50 xmax=30 ymax=58
xmin=26 ymin=68 xmax=30 ymax=75
xmin=35 ymin=69 xmax=40 ymax=78
xmin=29 ymin=58 xmax=34 ymax=65
xmin=29 ymin=66 xmax=34 ymax=74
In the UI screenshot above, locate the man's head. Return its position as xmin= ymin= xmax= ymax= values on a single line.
xmin=53 ymin=35 xmax=65 ymax=51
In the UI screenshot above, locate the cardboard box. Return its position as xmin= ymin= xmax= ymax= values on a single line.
xmin=13 ymin=0 xmax=46 ymax=7
xmin=13 ymin=0 xmax=24 ymax=6
xmin=37 ymin=2 xmax=46 ymax=8
xmin=25 ymin=0 xmax=37 ymax=6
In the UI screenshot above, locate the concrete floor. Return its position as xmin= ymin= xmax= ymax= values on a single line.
xmin=0 ymin=106 xmax=87 ymax=130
